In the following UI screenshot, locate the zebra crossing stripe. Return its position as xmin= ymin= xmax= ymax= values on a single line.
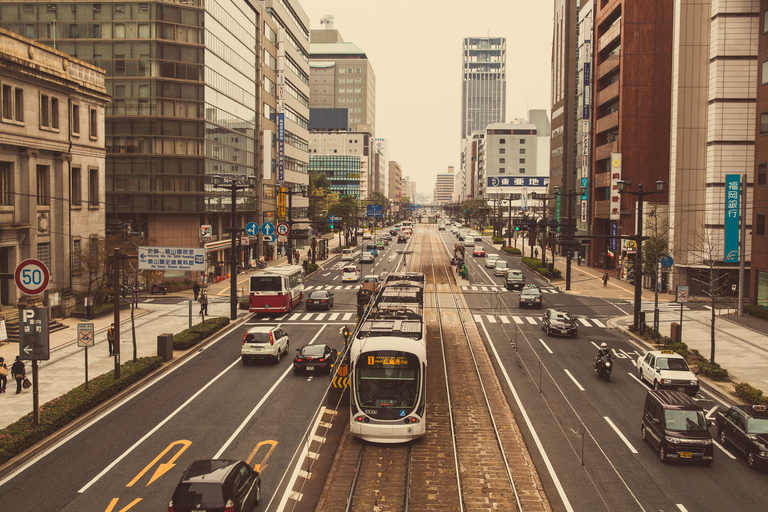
xmin=473 ymin=314 xmax=483 ymax=322
xmin=304 ymin=285 xmax=314 ymax=291
xmin=513 ymin=316 xmax=524 ymax=324
xmin=592 ymin=319 xmax=606 ymax=328
xmin=288 ymin=313 xmax=303 ymax=321
xmin=302 ymin=313 xmax=315 ymax=321
xmin=342 ymin=313 xmax=354 ymax=321
xmin=500 ymin=316 xmax=510 ymax=324
xmin=314 ymin=313 xmax=326 ymax=321
xmin=577 ymin=318 xmax=591 ymax=326
xmin=328 ymin=313 xmax=339 ymax=320
xmin=488 ymin=316 xmax=497 ymax=323
xmin=526 ymin=317 xmax=538 ymax=325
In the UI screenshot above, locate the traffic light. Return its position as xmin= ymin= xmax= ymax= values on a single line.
xmin=329 ymin=221 xmax=334 ymax=230
xmin=515 ymin=225 xmax=520 ymax=232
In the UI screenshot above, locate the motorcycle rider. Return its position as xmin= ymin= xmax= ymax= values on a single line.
xmin=595 ymin=342 xmax=612 ymax=370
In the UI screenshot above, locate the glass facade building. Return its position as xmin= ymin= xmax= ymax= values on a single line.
xmin=309 ymin=155 xmax=361 ymax=198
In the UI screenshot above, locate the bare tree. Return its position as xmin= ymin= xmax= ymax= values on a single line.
xmin=642 ymin=205 xmax=671 ymax=336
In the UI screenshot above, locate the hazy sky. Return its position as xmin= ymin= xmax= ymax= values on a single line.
xmin=299 ymin=0 xmax=553 ymax=201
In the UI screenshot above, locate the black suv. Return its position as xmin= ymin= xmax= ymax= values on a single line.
xmin=716 ymin=404 xmax=768 ymax=470
xmin=169 ymin=459 xmax=261 ymax=512
xmin=641 ymin=390 xmax=714 ymax=465
xmin=518 ymin=285 xmax=543 ymax=308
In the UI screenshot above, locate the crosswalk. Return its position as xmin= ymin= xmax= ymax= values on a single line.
xmin=248 ymin=311 xmax=357 ymax=323
xmin=473 ymin=314 xmax=607 ymax=328
xmin=460 ymin=285 xmax=559 ymax=293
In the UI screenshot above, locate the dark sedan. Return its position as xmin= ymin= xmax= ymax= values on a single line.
xmin=306 ymin=290 xmax=334 ymax=310
xmin=169 ymin=459 xmax=260 ymax=512
xmin=294 ymin=344 xmax=338 ymax=374
xmin=397 ymin=235 xmax=407 ymax=243
xmin=541 ymin=308 xmax=578 ymax=337
xmin=519 ymin=285 xmax=543 ymax=308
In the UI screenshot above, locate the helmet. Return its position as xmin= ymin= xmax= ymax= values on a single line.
xmin=600 ymin=343 xmax=607 ymax=350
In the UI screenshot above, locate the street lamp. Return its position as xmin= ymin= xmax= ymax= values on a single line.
xmin=553 ymin=185 xmax=587 ymax=291
xmin=212 ymin=174 xmax=257 ymax=320
xmin=616 ymin=179 xmax=665 ymax=330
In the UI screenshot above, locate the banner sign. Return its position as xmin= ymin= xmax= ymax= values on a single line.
xmin=138 ymin=247 xmax=206 ymax=271
xmin=278 ymin=187 xmax=286 ymax=221
xmin=610 ymin=153 xmax=622 ymax=220
xmin=610 ymin=221 xmax=618 ymax=252
xmin=278 ymin=113 xmax=285 ymax=183
xmin=367 ymin=204 xmax=383 ymax=218
xmin=724 ymin=174 xmax=740 ymax=262
xmin=487 ymin=176 xmax=550 ymax=188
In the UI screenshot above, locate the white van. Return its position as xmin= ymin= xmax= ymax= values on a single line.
xmin=342 ymin=265 xmax=360 ymax=282
xmin=341 ymin=248 xmax=354 ymax=261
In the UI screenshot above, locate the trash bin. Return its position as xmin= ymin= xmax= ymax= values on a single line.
xmin=157 ymin=333 xmax=173 ymax=362
xmin=303 ymin=260 xmax=309 ymax=271
xmin=670 ymin=322 xmax=681 ymax=344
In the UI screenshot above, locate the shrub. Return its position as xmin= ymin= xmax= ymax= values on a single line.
xmin=521 ymin=257 xmax=543 ymax=270
xmin=745 ymin=304 xmax=768 ymax=322
xmin=537 ymin=267 xmax=548 ymax=276
xmin=551 ymin=268 xmax=562 ymax=279
xmin=0 ymin=356 xmax=163 ymax=466
xmin=492 ymin=236 xmax=504 ymax=244
xmin=239 ymin=298 xmax=249 ymax=310
xmin=698 ymin=361 xmax=729 ymax=380
xmin=307 ymin=263 xmax=319 ymax=274
xmin=734 ymin=382 xmax=767 ymax=405
xmin=173 ymin=331 xmax=201 ymax=350
xmin=502 ymin=247 xmax=522 ymax=255
xmin=173 ymin=316 xmax=229 ymax=350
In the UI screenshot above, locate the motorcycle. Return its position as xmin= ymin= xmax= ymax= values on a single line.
xmin=150 ymin=283 xmax=167 ymax=295
xmin=595 ymin=354 xmax=612 ymax=382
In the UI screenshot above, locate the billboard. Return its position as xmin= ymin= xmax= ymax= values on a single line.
xmin=724 ymin=174 xmax=740 ymax=262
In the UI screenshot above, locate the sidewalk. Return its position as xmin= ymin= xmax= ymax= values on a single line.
xmin=0 ymin=234 xmax=345 ymax=431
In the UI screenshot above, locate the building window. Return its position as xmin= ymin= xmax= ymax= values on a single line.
xmin=763 ymin=61 xmax=768 ymax=85
xmin=2 ymin=86 xmax=24 ymax=123
xmin=761 ymin=113 xmax=768 ymax=135
xmin=520 ymin=139 xmax=526 ymax=144
xmin=519 ymin=168 xmax=526 ymax=174
xmin=37 ymin=165 xmax=50 ymax=206
xmin=73 ymin=239 xmax=81 ymax=270
xmin=519 ymin=158 xmax=526 ymax=164
xmin=89 ymin=168 xmax=99 ymax=207
xmin=520 ymin=148 xmax=526 ymax=154
xmin=72 ymin=103 xmax=80 ymax=134
xmin=759 ymin=163 xmax=767 ymax=186
xmin=499 ymin=158 xmax=506 ymax=163
xmin=499 ymin=148 xmax=505 ymax=154
xmin=37 ymin=243 xmax=51 ymax=271
xmin=89 ymin=108 xmax=98 ymax=139
xmin=499 ymin=168 xmax=506 ymax=173
xmin=757 ymin=213 xmax=766 ymax=236
xmin=40 ymin=94 xmax=49 ymax=127
xmin=499 ymin=138 xmax=506 ymax=144
xmin=71 ymin=167 xmax=82 ymax=205
xmin=51 ymin=97 xmax=59 ymax=129
xmin=765 ymin=10 xmax=768 ymax=33
xmin=0 ymin=162 xmax=12 ymax=205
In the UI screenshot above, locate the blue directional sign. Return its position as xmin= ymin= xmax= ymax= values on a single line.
xmin=261 ymin=222 xmax=275 ymax=236
xmin=328 ymin=215 xmax=341 ymax=223
xmin=367 ymin=205 xmax=383 ymax=218
xmin=245 ymin=222 xmax=259 ymax=236
xmin=660 ymin=255 xmax=674 ymax=268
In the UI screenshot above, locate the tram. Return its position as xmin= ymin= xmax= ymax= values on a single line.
xmin=349 ymin=272 xmax=427 ymax=443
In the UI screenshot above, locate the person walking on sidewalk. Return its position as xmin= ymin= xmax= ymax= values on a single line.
xmin=193 ymin=281 xmax=200 ymax=301
xmin=11 ymin=356 xmax=25 ymax=394
xmin=534 ymin=248 xmax=539 ymax=259
xmin=602 ymin=272 xmax=609 ymax=287
xmin=0 ymin=357 xmax=7 ymax=393
xmin=107 ymin=323 xmax=116 ymax=356
xmin=199 ymin=290 xmax=208 ymax=317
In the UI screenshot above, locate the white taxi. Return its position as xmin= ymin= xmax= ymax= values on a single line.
xmin=636 ymin=349 xmax=699 ymax=396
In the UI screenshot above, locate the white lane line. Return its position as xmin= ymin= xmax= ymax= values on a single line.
xmin=604 ymin=416 xmax=638 ymax=454
xmin=712 ymin=440 xmax=737 ymax=458
xmin=477 ymin=321 xmax=574 ymax=512
xmin=564 ymin=369 xmax=584 ymax=391
xmin=677 ymin=505 xmax=689 ymax=512
xmin=513 ymin=316 xmax=524 ymax=325
xmin=627 ymin=372 xmax=645 ymax=387
xmin=591 ymin=318 xmax=607 ymax=328
xmin=706 ymin=406 xmax=718 ymax=420
xmin=539 ymin=338 xmax=553 ymax=354
xmin=526 ymin=317 xmax=538 ymax=325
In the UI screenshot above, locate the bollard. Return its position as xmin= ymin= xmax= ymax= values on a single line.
xmin=157 ymin=333 xmax=173 ymax=362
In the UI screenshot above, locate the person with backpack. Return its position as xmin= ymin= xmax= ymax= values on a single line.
xmin=11 ymin=356 xmax=25 ymax=394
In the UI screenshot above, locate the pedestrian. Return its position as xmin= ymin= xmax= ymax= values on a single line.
xmin=602 ymin=272 xmax=609 ymax=287
xmin=11 ymin=356 xmax=25 ymax=394
xmin=193 ymin=281 xmax=200 ymax=301
xmin=534 ymin=248 xmax=539 ymax=259
xmin=0 ymin=357 xmax=7 ymax=393
xmin=295 ymin=250 xmax=300 ymax=262
xmin=199 ymin=290 xmax=208 ymax=316
xmin=107 ymin=323 xmax=116 ymax=356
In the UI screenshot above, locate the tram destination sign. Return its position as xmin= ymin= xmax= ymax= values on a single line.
xmin=366 ymin=355 xmax=410 ymax=366
xmin=138 ymin=247 xmax=206 ymax=271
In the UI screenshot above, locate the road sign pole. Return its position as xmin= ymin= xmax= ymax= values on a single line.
xmin=84 ymin=346 xmax=89 ymax=389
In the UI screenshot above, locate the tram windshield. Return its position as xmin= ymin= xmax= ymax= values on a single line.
xmin=355 ymin=351 xmax=420 ymax=413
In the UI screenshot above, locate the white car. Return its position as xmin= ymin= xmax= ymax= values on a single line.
xmin=342 ymin=265 xmax=360 ymax=282
xmin=494 ymin=260 xmax=509 ymax=276
xmin=241 ymin=326 xmax=289 ymax=364
xmin=360 ymin=251 xmax=375 ymax=263
xmin=636 ymin=350 xmax=700 ymax=396
xmin=341 ymin=248 xmax=354 ymax=261
xmin=485 ymin=254 xmax=500 ymax=268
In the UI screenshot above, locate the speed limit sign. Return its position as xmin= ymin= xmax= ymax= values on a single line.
xmin=14 ymin=259 xmax=50 ymax=295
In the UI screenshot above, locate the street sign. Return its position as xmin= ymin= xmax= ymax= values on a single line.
xmin=245 ymin=222 xmax=259 ymax=236
xmin=138 ymin=247 xmax=206 ymax=271
xmin=367 ymin=205 xmax=383 ymax=218
xmin=14 ymin=259 xmax=50 ymax=296
xmin=261 ymin=222 xmax=275 ymax=236
xmin=19 ymin=308 xmax=50 ymax=360
xmin=276 ymin=222 xmax=290 ymax=236
xmin=660 ymin=255 xmax=674 ymax=268
xmin=676 ymin=285 xmax=689 ymax=303
xmin=77 ymin=323 xmax=95 ymax=348
xmin=262 ymin=235 xmax=274 ymax=242
xmin=328 ymin=215 xmax=341 ymax=223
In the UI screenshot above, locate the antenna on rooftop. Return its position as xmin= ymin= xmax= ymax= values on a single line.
xmin=320 ymin=15 xmax=335 ymax=29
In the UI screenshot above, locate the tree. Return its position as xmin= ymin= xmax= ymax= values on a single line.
xmin=330 ymin=196 xmax=359 ymax=245
xmin=643 ymin=205 xmax=671 ymax=335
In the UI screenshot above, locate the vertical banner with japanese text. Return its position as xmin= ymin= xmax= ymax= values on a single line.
xmin=724 ymin=174 xmax=740 ymax=262
xmin=610 ymin=153 xmax=622 ymax=220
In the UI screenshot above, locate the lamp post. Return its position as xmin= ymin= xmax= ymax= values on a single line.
xmin=617 ymin=179 xmax=665 ymax=330
xmin=212 ymin=174 xmax=256 ymax=320
xmin=554 ymin=185 xmax=587 ymax=291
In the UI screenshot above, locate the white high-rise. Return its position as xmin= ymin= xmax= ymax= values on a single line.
xmin=461 ymin=37 xmax=506 ymax=141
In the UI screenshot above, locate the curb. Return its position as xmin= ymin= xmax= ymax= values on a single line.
xmin=0 ymin=314 xmax=250 ymax=479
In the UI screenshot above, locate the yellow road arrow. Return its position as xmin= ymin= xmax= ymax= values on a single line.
xmin=126 ymin=440 xmax=192 ymax=488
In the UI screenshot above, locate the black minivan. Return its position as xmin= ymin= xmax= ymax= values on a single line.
xmin=641 ymin=390 xmax=714 ymax=465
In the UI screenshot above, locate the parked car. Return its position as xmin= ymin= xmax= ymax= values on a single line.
xmin=360 ymin=251 xmax=375 ymax=263
xmin=293 ymin=344 xmax=338 ymax=374
xmin=306 ymin=290 xmax=334 ymax=310
xmin=541 ymin=308 xmax=578 ymax=337
xmin=169 ymin=459 xmax=260 ymax=512
xmin=241 ymin=326 xmax=289 ymax=364
xmin=485 ymin=254 xmax=500 ymax=268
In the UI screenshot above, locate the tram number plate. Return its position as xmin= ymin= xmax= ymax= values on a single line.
xmin=306 ymin=366 xmax=314 ymax=371
xmin=680 ymin=452 xmax=692 ymax=459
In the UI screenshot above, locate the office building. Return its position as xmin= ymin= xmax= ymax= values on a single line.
xmin=389 ymin=161 xmax=402 ymax=202
xmin=753 ymin=0 xmax=768 ymax=307
xmin=461 ymin=37 xmax=506 ymax=141
xmin=435 ymin=168 xmax=455 ymax=205
xmin=0 ymin=28 xmax=109 ymax=312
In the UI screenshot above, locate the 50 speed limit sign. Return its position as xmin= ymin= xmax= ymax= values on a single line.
xmin=14 ymin=259 xmax=51 ymax=295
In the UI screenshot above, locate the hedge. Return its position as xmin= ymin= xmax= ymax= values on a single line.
xmin=502 ymin=247 xmax=522 ymax=256
xmin=0 ymin=356 xmax=163 ymax=466
xmin=173 ymin=317 xmax=230 ymax=350
xmin=744 ymin=304 xmax=768 ymax=322
xmin=735 ymin=382 xmax=767 ymax=405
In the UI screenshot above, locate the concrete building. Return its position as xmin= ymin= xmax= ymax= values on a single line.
xmin=576 ymin=1 xmax=594 ymax=239
xmin=374 ymin=138 xmax=389 ymax=196
xmin=589 ymin=0 xmax=672 ymax=275
xmin=0 ymin=0 xmax=311 ymax=276
xmin=668 ymin=0 xmax=756 ymax=296
xmin=461 ymin=37 xmax=506 ymax=141
xmin=308 ymin=130 xmax=373 ymax=199
xmin=754 ymin=0 xmax=768 ymax=307
xmin=435 ymin=168 xmax=455 ymax=205
xmin=0 ymin=28 xmax=109 ymax=313
xmin=461 ymin=131 xmax=485 ymax=202
xmin=388 ymin=161 xmax=402 ymax=202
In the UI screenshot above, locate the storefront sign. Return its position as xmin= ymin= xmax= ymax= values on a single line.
xmin=724 ymin=174 xmax=740 ymax=262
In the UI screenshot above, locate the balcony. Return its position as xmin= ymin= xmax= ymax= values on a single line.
xmin=596 ymin=81 xmax=619 ymax=106
xmin=595 ymin=141 xmax=618 ymax=161
xmin=597 ymin=53 xmax=620 ymax=80
xmin=595 ymin=111 xmax=619 ymax=134
xmin=598 ymin=19 xmax=621 ymax=52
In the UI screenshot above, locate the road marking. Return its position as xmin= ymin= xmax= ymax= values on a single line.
xmin=488 ymin=316 xmax=497 ymax=324
xmin=577 ymin=318 xmax=591 ymax=326
xmin=473 ymin=314 xmax=483 ymax=322
xmin=677 ymin=505 xmax=689 ymax=512
xmin=706 ymin=406 xmax=718 ymax=419
xmin=513 ymin=316 xmax=524 ymax=324
xmin=499 ymin=316 xmax=510 ymax=324
xmin=539 ymin=338 xmax=553 ymax=354
xmin=591 ymin=318 xmax=606 ymax=328
xmin=605 ymin=416 xmax=638 ymax=454
xmin=712 ymin=440 xmax=737 ymax=459
xmin=526 ymin=317 xmax=538 ymax=325
xmin=288 ymin=313 xmax=302 ymax=321
xmin=564 ymin=369 xmax=584 ymax=391
xmin=628 ymin=372 xmax=645 ymax=387
xmin=314 ymin=313 xmax=326 ymax=321
xmin=328 ymin=313 xmax=339 ymax=321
